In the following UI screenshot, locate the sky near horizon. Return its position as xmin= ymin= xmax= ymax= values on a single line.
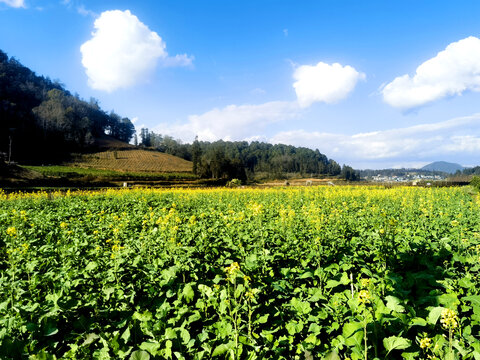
xmin=1 ymin=0 xmax=480 ymax=169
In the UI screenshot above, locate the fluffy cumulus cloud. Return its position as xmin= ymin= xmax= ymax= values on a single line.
xmin=269 ymin=114 xmax=480 ymax=168
xmin=383 ymin=36 xmax=480 ymax=110
xmin=80 ymin=10 xmax=192 ymax=92
xmin=154 ymin=101 xmax=301 ymax=142
xmin=293 ymin=62 xmax=365 ymax=107
xmin=0 ymin=0 xmax=25 ymax=8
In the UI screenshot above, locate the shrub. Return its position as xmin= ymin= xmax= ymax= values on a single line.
xmin=470 ymin=175 xmax=480 ymax=190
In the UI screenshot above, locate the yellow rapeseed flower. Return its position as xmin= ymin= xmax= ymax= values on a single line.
xmin=358 ymin=290 xmax=371 ymax=304
xmin=224 ymin=262 xmax=241 ymax=278
xmin=440 ymin=308 xmax=458 ymax=330
xmin=6 ymin=227 xmax=17 ymax=237
xmin=420 ymin=337 xmax=432 ymax=349
xmin=360 ymin=278 xmax=371 ymax=288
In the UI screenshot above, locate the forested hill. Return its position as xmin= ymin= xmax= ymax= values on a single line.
xmin=0 ymin=49 xmax=135 ymax=163
xmin=137 ymin=131 xmax=357 ymax=180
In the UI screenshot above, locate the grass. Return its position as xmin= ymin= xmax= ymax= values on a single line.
xmin=23 ymin=165 xmax=198 ymax=181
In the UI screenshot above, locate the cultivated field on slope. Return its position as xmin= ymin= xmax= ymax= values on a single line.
xmin=1 ymin=186 xmax=480 ymax=359
xmin=68 ymin=149 xmax=193 ymax=173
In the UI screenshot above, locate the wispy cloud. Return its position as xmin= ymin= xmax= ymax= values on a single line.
xmin=76 ymin=4 xmax=96 ymax=17
xmin=382 ymin=36 xmax=480 ymax=110
xmin=250 ymin=87 xmax=266 ymax=95
xmin=0 ymin=0 xmax=25 ymax=8
xmin=154 ymin=101 xmax=301 ymax=142
xmin=80 ymin=10 xmax=193 ymax=92
xmin=293 ymin=61 xmax=365 ymax=107
xmin=269 ymin=114 xmax=480 ymax=168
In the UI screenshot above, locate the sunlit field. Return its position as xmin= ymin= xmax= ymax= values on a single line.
xmin=1 ymin=186 xmax=480 ymax=359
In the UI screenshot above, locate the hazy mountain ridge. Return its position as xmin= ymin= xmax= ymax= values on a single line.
xmin=421 ymin=161 xmax=464 ymax=174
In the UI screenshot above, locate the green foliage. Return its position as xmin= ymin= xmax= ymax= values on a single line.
xmin=0 ymin=186 xmax=479 ymax=359
xmin=470 ymin=175 xmax=480 ymax=191
xmin=22 ymin=165 xmax=197 ymax=181
xmin=137 ymin=128 xmax=346 ymax=180
xmin=226 ymin=179 xmax=242 ymax=188
xmin=0 ymin=49 xmax=134 ymax=162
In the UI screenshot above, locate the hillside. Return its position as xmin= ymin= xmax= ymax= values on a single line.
xmin=421 ymin=161 xmax=464 ymax=174
xmin=68 ymin=149 xmax=192 ymax=173
xmin=0 ymin=49 xmax=134 ymax=163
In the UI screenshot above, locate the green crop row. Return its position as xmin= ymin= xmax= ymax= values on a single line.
xmin=0 ymin=186 xmax=479 ymax=359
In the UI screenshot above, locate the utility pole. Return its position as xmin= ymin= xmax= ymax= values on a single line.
xmin=8 ymin=135 xmax=12 ymax=164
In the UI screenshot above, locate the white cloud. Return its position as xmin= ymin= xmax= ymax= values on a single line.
xmin=293 ymin=61 xmax=365 ymax=107
xmin=0 ymin=0 xmax=25 ymax=8
xmin=80 ymin=10 xmax=193 ymax=92
xmin=154 ymin=101 xmax=301 ymax=142
xmin=383 ymin=36 xmax=480 ymax=110
xmin=269 ymin=114 xmax=480 ymax=168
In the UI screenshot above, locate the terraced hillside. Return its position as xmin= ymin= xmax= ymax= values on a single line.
xmin=69 ymin=149 xmax=192 ymax=173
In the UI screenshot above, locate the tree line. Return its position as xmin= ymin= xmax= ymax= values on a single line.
xmin=0 ymin=49 xmax=135 ymax=163
xmin=139 ymin=129 xmax=359 ymax=180
xmin=459 ymin=166 xmax=480 ymax=176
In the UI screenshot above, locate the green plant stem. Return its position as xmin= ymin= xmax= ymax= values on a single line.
xmin=364 ymin=319 xmax=368 ymax=360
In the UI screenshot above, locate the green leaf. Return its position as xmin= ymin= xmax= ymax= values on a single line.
xmin=121 ymin=327 xmax=131 ymax=343
xmin=285 ymin=320 xmax=303 ymax=335
xmin=298 ymin=271 xmax=313 ymax=279
xmin=427 ymin=307 xmax=445 ymax=325
xmin=463 ymin=295 xmax=480 ymax=307
xmin=182 ymin=284 xmax=195 ymax=303
xmin=130 ymin=350 xmax=150 ymax=360
xmin=437 ymin=293 xmax=459 ymax=308
xmin=44 ymin=323 xmax=58 ymax=337
xmin=308 ymin=323 xmax=322 ymax=335
xmin=401 ymin=351 xmax=420 ymax=360
xmin=165 ymin=340 xmax=172 ymax=359
xmin=323 ymin=351 xmax=340 ymax=360
xmin=383 ymin=336 xmax=411 ymax=353
xmin=286 ymin=321 xmax=298 ymax=335
xmin=212 ymin=343 xmax=233 ymax=357
xmin=103 ymin=287 xmax=115 ymax=300
xmin=309 ymin=288 xmax=325 ymax=302
xmin=290 ymin=297 xmax=312 ymax=315
xmin=85 ymin=261 xmax=97 ymax=272
xmin=255 ymin=314 xmax=269 ymax=324
xmin=180 ymin=328 xmax=191 ymax=345
xmin=133 ymin=310 xmax=152 ymax=322
xmin=164 ymin=327 xmax=177 ymax=340
xmin=82 ymin=333 xmax=99 ymax=346
xmin=304 ymin=334 xmax=319 ymax=345
xmin=139 ymin=341 xmax=160 ymax=356
xmin=0 ymin=300 xmax=10 ymax=311
xmin=325 ymin=279 xmax=342 ymax=289
xmin=408 ymin=317 xmax=427 ymax=327
xmin=234 ymin=283 xmax=245 ymax=298
xmin=342 ymin=322 xmax=363 ymax=347
xmin=385 ymin=296 xmax=405 ymax=313
xmin=340 ymin=272 xmax=350 ymax=285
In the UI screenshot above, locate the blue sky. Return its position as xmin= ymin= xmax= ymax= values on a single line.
xmin=1 ymin=0 xmax=480 ymax=169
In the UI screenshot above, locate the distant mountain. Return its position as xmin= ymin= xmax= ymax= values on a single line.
xmin=421 ymin=161 xmax=464 ymax=174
